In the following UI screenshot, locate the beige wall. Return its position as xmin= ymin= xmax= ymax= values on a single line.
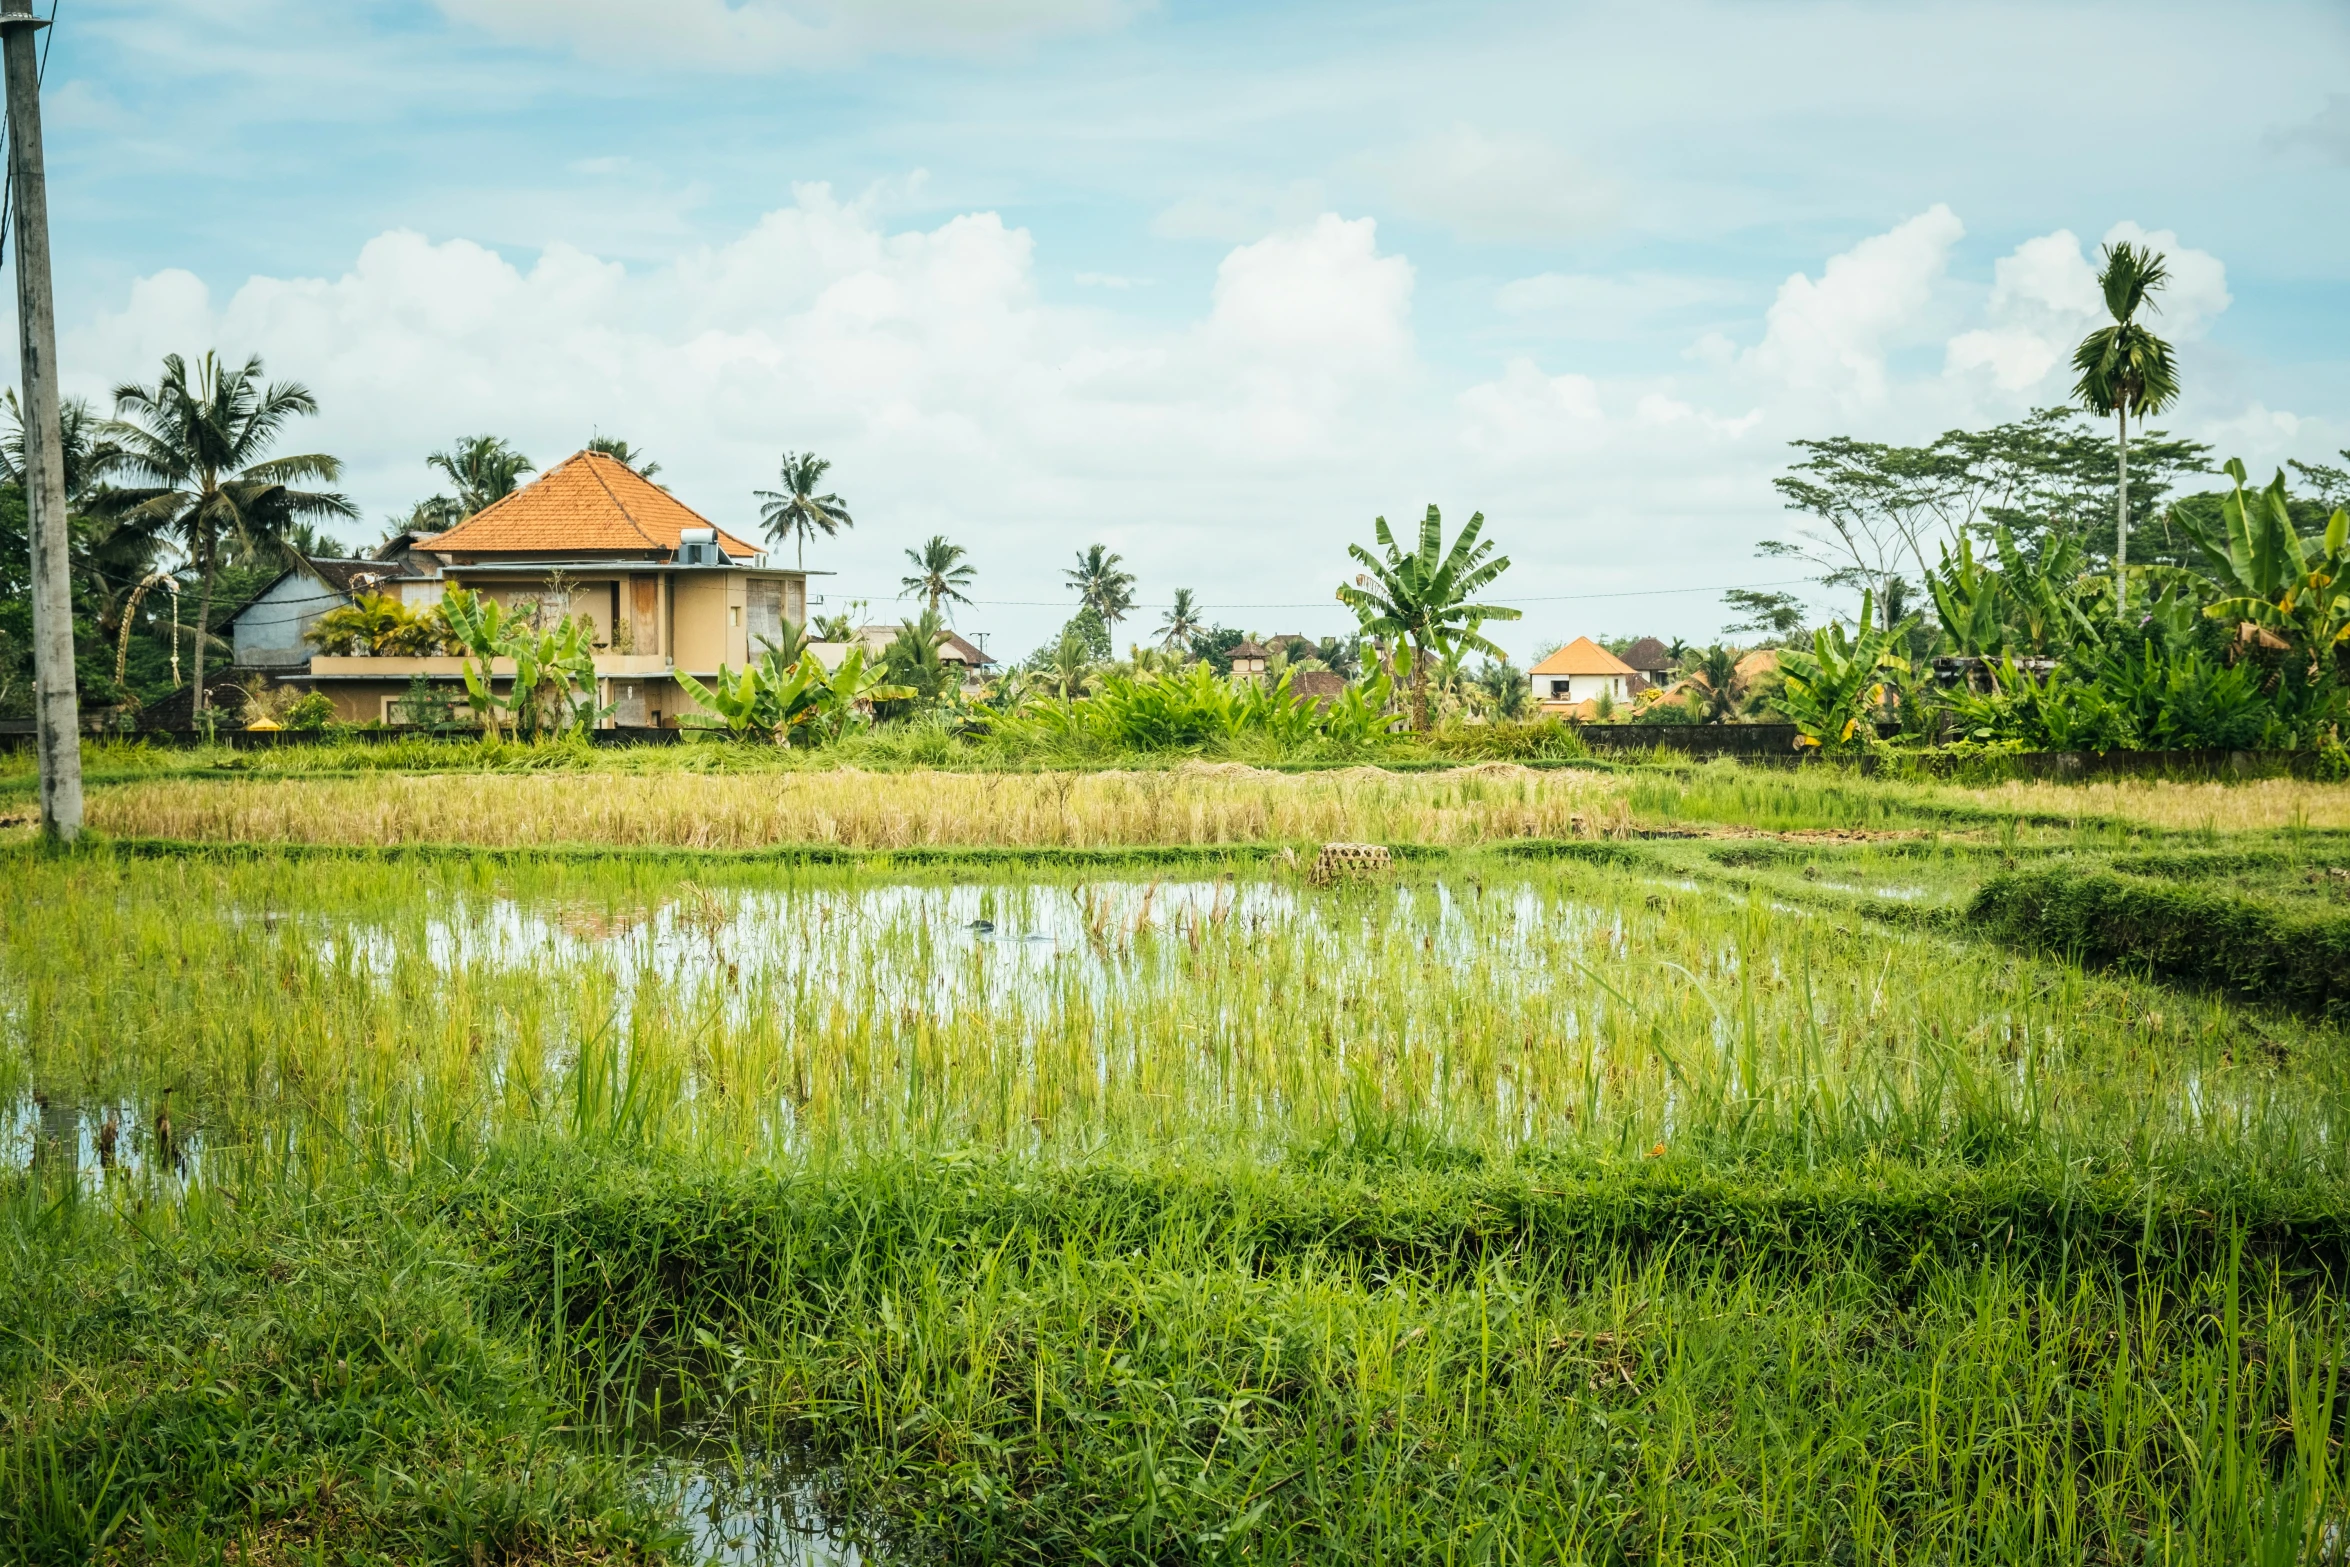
xmin=671 ymin=575 xmax=728 ymax=672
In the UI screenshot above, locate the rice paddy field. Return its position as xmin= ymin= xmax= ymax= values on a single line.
xmin=11 ymin=748 xmax=2350 ymax=1563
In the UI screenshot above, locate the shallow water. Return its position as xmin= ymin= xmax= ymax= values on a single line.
xmin=652 ymin=1448 xmax=862 ymax=1566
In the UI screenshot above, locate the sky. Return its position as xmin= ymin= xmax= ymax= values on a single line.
xmin=18 ymin=0 xmax=2350 ymax=659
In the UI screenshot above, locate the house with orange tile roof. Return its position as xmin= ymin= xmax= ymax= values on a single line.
xmin=1528 ymin=637 xmax=1638 ymax=718
xmin=288 ymin=450 xmax=818 ymax=727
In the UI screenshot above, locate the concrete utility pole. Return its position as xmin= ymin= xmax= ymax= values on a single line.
xmin=0 ymin=0 xmax=80 ymax=841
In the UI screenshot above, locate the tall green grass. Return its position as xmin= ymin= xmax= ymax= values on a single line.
xmin=6 ymin=845 xmax=2349 ymax=1561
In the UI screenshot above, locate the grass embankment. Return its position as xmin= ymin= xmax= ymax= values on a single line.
xmin=9 ymin=846 xmax=2350 ymax=1561
xmin=61 ymin=752 xmax=2070 ymax=852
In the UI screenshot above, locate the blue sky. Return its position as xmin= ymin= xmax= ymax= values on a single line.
xmin=25 ymin=0 xmax=2350 ymax=656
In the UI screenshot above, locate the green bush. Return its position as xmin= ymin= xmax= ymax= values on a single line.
xmin=284 ymin=690 xmax=336 ymax=731
xmin=1970 ymin=862 xmax=2350 ymax=1015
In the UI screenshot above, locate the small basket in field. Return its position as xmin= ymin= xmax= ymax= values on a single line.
xmin=1311 ymin=842 xmax=1393 ymax=884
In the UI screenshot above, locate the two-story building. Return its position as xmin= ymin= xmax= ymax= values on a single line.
xmin=286 ymin=449 xmax=816 ymax=727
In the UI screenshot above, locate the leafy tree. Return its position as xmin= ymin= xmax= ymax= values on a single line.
xmin=442 ymin=588 xmax=604 ymax=739
xmin=94 ymin=353 xmax=356 ymax=716
xmin=1687 ymin=645 xmax=1745 ymax=723
xmin=305 ymin=592 xmax=455 ymax=657
xmin=1157 ymin=588 xmax=1206 ymax=651
xmin=755 ymin=451 xmax=853 ymax=568
xmin=2290 ymin=450 xmax=2350 ymax=513
xmin=1761 ymin=409 xmax=2208 ymax=621
xmin=1771 ymin=592 xmax=1907 ymax=750
xmin=1045 ymin=604 xmax=1113 ymax=666
xmin=2072 ymin=242 xmax=2183 ymax=612
xmin=1471 ymin=657 xmax=1528 ymax=719
xmin=584 ymin=435 xmax=659 ymax=479
xmin=2175 ymin=459 xmax=2350 ymax=676
xmin=1335 ymin=504 xmax=1520 ymax=732
xmin=1722 ymin=588 xmax=1807 ymax=642
xmin=882 ymin=606 xmax=955 ymax=708
xmin=1041 ymin=629 xmax=1095 ymax=701
xmin=1063 ymin=544 xmax=1136 ymax=634
xmin=424 ymin=435 xmax=534 ymax=520
xmin=899 ymin=535 xmax=974 ymax=616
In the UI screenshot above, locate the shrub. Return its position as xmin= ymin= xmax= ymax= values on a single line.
xmin=1970 ymin=863 xmax=2350 ymax=1016
xmin=284 ymin=691 xmax=337 ymax=732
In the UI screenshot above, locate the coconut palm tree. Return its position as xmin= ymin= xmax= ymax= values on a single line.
xmin=425 ymin=435 xmax=534 ymax=520
xmin=1335 ymin=504 xmax=1520 ymax=732
xmin=756 ymin=451 xmax=854 ymax=568
xmin=585 ymin=435 xmax=660 ymax=479
xmin=2072 ymin=241 xmax=2182 ymax=614
xmin=1157 ymin=587 xmax=1206 ymax=652
xmin=1688 ymin=644 xmax=1745 ymax=724
xmin=899 ymin=535 xmax=975 ymax=616
xmin=1063 ymin=544 xmax=1136 ymax=634
xmin=94 ymin=353 xmax=355 ymax=715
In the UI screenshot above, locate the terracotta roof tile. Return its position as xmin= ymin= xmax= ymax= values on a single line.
xmin=426 ymin=451 xmax=762 ymax=560
xmin=1528 ymin=637 xmax=1637 ymax=677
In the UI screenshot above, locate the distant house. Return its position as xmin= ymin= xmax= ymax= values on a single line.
xmin=1529 ymin=637 xmax=1638 ymax=718
xmin=1227 ymin=639 xmax=1273 ymax=678
xmin=227 ymin=557 xmax=426 ymax=672
xmin=1618 ymin=636 xmax=1674 ymax=694
xmin=1290 ymin=669 xmax=1347 ymax=707
xmin=818 ymin=623 xmax=996 ymax=685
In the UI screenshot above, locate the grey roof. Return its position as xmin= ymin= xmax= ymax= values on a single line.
xmin=1620 ymin=636 xmax=1674 ymax=672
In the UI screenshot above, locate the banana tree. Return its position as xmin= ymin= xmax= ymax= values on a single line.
xmin=1990 ymin=526 xmax=2096 ymax=656
xmin=1925 ymin=535 xmax=2003 ymax=657
xmin=444 ymin=588 xmax=603 ymax=739
xmin=1772 ymin=591 xmax=1908 ymax=751
xmin=673 ymin=662 xmax=771 ymax=737
xmin=2174 ymin=458 xmax=2350 ymax=674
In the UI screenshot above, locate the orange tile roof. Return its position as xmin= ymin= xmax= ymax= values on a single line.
xmin=1527 ymin=636 xmax=1636 ymax=677
xmin=425 ymin=451 xmax=763 ymax=560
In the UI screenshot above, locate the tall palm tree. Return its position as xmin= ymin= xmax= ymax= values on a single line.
xmin=95 ymin=353 xmax=355 ymax=715
xmin=2071 ymin=241 xmax=2181 ymax=614
xmin=755 ymin=451 xmax=854 ymax=568
xmin=1335 ymin=504 xmax=1520 ymax=732
xmin=899 ymin=534 xmax=975 ymax=615
xmin=1063 ymin=544 xmax=1136 ymax=634
xmin=425 ymin=434 xmax=534 ymax=520
xmin=1157 ymin=587 xmax=1206 ymax=652
xmin=585 ymin=435 xmax=660 ymax=479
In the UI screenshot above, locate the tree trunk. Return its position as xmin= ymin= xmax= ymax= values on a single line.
xmin=2115 ymin=403 xmax=2130 ymax=616
xmin=1409 ymin=637 xmax=1430 ymax=732
xmin=190 ymin=533 xmax=215 ymax=718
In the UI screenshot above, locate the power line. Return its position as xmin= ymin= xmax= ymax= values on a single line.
xmin=817 ymin=577 xmax=1819 ymax=613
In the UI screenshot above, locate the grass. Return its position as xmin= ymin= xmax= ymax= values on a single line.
xmin=9 ymin=764 xmax=2350 ymax=1561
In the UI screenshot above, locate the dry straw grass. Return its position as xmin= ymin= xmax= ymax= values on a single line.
xmin=1946 ymin=776 xmax=2350 ymax=831
xmin=86 ymin=764 xmax=1628 ymax=849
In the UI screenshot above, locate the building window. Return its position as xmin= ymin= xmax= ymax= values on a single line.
xmin=730 ymin=604 xmax=742 ymax=627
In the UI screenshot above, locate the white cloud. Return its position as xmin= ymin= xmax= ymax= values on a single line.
xmin=1745 ymin=204 xmax=1964 ymax=408
xmin=1495 ymin=271 xmax=1744 ymax=337
xmin=1149 ymin=181 xmax=1330 ymax=243
xmin=67 ymin=194 xmax=1427 ymax=651
xmin=1944 ymin=222 xmax=2231 ymax=394
xmin=2102 ymin=221 xmax=2231 ymax=338
xmin=1374 ymin=124 xmax=1619 ymax=243
xmin=436 ymin=0 xmax=1141 ymax=69
xmin=53 ymin=195 xmax=2298 ymax=656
